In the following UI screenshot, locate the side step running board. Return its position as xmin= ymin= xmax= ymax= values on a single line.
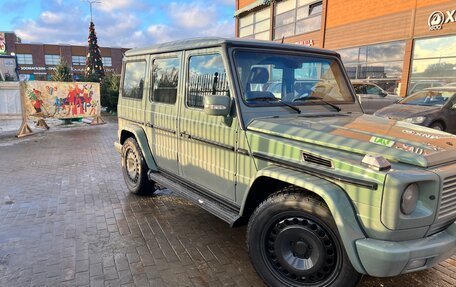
xmin=148 ymin=170 xmax=242 ymax=227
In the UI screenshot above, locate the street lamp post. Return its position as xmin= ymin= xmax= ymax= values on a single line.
xmin=85 ymin=0 xmax=101 ymax=22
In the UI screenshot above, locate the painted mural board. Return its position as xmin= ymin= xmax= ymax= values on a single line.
xmin=0 ymin=33 xmax=6 ymax=55
xmin=22 ymin=81 xmax=100 ymax=119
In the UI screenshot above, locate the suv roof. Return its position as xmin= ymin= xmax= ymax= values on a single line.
xmin=125 ymin=37 xmax=339 ymax=57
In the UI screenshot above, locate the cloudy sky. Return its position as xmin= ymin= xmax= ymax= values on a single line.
xmin=0 ymin=0 xmax=235 ymax=48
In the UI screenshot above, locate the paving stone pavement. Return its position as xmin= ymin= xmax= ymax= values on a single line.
xmin=0 ymin=116 xmax=455 ymax=287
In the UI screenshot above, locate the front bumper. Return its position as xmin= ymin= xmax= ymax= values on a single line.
xmin=356 ymin=223 xmax=456 ymax=277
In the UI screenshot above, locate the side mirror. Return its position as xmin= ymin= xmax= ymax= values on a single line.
xmin=380 ymin=91 xmax=388 ymax=97
xmin=204 ymin=95 xmax=231 ymax=116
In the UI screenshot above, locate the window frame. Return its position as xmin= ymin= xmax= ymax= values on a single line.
xmin=122 ymin=60 xmax=147 ymax=100
xmin=238 ymin=6 xmax=271 ymax=40
xmin=16 ymin=54 xmax=33 ymax=65
xmin=150 ymin=56 xmax=180 ymax=105
xmin=72 ymin=55 xmax=86 ymax=66
xmin=45 ymin=54 xmax=60 ymax=65
xmin=102 ymin=57 xmax=112 ymax=67
xmin=273 ymin=0 xmax=322 ymax=40
xmin=185 ymin=52 xmax=229 ymax=111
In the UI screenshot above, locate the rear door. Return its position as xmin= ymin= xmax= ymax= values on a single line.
xmin=144 ymin=53 xmax=182 ymax=174
xmin=177 ymin=49 xmax=237 ymax=201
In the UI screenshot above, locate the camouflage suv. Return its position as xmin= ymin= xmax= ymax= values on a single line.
xmin=115 ymin=38 xmax=456 ymax=287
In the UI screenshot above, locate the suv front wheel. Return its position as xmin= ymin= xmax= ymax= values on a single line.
xmin=121 ymin=137 xmax=155 ymax=195
xmin=247 ymin=188 xmax=361 ymax=287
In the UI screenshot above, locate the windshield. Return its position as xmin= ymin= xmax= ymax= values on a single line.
xmin=400 ymin=90 xmax=455 ymax=106
xmin=233 ymin=50 xmax=354 ymax=106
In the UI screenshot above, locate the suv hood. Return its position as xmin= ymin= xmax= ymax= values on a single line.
xmin=247 ymin=114 xmax=456 ymax=168
xmin=374 ymin=104 xmax=440 ymax=120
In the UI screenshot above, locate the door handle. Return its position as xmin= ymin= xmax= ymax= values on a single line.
xmin=180 ymin=131 xmax=191 ymax=139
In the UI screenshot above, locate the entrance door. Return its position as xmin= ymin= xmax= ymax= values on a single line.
xmin=178 ymin=50 xmax=237 ymax=201
xmin=144 ymin=53 xmax=182 ymax=174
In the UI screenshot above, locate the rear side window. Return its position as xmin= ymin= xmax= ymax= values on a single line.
xmin=123 ymin=61 xmax=146 ymax=99
xmin=151 ymin=58 xmax=179 ymax=104
xmin=187 ymin=54 xmax=229 ymax=109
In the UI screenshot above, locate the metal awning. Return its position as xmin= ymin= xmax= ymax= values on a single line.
xmin=234 ymin=0 xmax=271 ymax=17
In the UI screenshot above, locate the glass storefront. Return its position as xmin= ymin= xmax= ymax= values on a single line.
xmin=239 ymin=7 xmax=270 ymax=40
xmin=336 ymin=41 xmax=406 ymax=94
xmin=409 ymin=35 xmax=456 ymax=95
xmin=274 ymin=0 xmax=322 ymax=40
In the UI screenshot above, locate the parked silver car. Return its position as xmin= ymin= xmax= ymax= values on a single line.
xmin=352 ymin=81 xmax=401 ymax=114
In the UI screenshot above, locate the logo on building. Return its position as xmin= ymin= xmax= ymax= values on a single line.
xmin=295 ymin=39 xmax=314 ymax=47
xmin=428 ymin=9 xmax=456 ymax=31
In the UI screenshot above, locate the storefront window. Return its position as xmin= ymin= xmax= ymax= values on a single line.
xmin=72 ymin=56 xmax=86 ymax=66
xmin=336 ymin=41 xmax=405 ymax=94
xmin=239 ymin=7 xmax=270 ymax=40
xmin=45 ymin=54 xmax=60 ymax=65
xmin=274 ymin=0 xmax=322 ymax=40
xmin=16 ymin=54 xmax=33 ymax=65
xmin=409 ymin=35 xmax=456 ymax=95
xmin=102 ymin=57 xmax=112 ymax=67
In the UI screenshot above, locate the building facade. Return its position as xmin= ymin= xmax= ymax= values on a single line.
xmin=235 ymin=0 xmax=456 ymax=96
xmin=0 ymin=32 xmax=128 ymax=81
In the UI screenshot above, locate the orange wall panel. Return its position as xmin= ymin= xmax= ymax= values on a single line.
xmin=325 ymin=10 xmax=414 ymax=49
xmin=416 ymin=0 xmax=453 ymax=8
xmin=239 ymin=0 xmax=257 ymax=9
xmin=326 ymin=0 xmax=415 ymax=29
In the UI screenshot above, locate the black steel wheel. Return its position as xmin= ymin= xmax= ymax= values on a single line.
xmin=247 ymin=188 xmax=361 ymax=287
xmin=121 ymin=137 xmax=155 ymax=195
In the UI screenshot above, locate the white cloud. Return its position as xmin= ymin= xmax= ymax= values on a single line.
xmin=146 ymin=24 xmax=176 ymax=44
xmin=96 ymin=0 xmax=132 ymax=12
xmin=168 ymin=2 xmax=216 ymax=29
xmin=40 ymin=11 xmax=65 ymax=24
xmin=11 ymin=0 xmax=235 ymax=48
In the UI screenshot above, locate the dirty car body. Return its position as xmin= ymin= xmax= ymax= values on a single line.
xmin=115 ymin=38 xmax=456 ymax=287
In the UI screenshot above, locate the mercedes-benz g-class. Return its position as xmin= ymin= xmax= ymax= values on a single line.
xmin=115 ymin=38 xmax=456 ymax=287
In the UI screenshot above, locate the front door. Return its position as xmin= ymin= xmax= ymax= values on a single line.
xmin=144 ymin=53 xmax=182 ymax=174
xmin=178 ymin=49 xmax=237 ymax=201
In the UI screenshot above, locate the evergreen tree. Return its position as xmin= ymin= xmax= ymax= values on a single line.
xmin=85 ymin=21 xmax=105 ymax=82
xmin=51 ymin=57 xmax=72 ymax=82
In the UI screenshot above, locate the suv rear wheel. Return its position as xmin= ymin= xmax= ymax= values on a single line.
xmin=247 ymin=188 xmax=361 ymax=287
xmin=121 ymin=137 xmax=155 ymax=195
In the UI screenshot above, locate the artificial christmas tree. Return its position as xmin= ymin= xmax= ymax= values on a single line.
xmin=85 ymin=21 xmax=105 ymax=82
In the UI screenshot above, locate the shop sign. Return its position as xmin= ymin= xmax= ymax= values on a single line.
xmin=428 ymin=9 xmax=455 ymax=31
xmin=19 ymin=66 xmax=46 ymax=71
xmin=19 ymin=66 xmax=57 ymax=71
xmin=295 ymin=39 xmax=314 ymax=47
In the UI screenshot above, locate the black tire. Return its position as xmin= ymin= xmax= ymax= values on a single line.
xmin=430 ymin=121 xmax=444 ymax=131
xmin=247 ymin=187 xmax=361 ymax=287
xmin=121 ymin=137 xmax=155 ymax=195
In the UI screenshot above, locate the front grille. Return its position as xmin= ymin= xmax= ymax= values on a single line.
xmin=429 ymin=175 xmax=456 ymax=235
xmin=438 ymin=175 xmax=456 ymax=220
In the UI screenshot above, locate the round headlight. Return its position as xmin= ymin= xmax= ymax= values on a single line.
xmin=401 ymin=183 xmax=419 ymax=215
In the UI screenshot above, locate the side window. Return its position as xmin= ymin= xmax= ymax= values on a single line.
xmin=366 ymin=85 xmax=382 ymax=95
xmin=151 ymin=58 xmax=179 ymax=104
xmin=187 ymin=54 xmax=229 ymax=109
xmin=123 ymin=61 xmax=146 ymax=99
xmin=353 ymin=85 xmax=366 ymax=94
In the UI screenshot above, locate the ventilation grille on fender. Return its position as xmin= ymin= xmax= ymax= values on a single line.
xmin=302 ymin=152 xmax=333 ymax=168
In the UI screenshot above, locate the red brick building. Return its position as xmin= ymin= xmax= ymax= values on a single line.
xmin=234 ymin=0 xmax=456 ymax=96
xmin=0 ymin=31 xmax=128 ymax=81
